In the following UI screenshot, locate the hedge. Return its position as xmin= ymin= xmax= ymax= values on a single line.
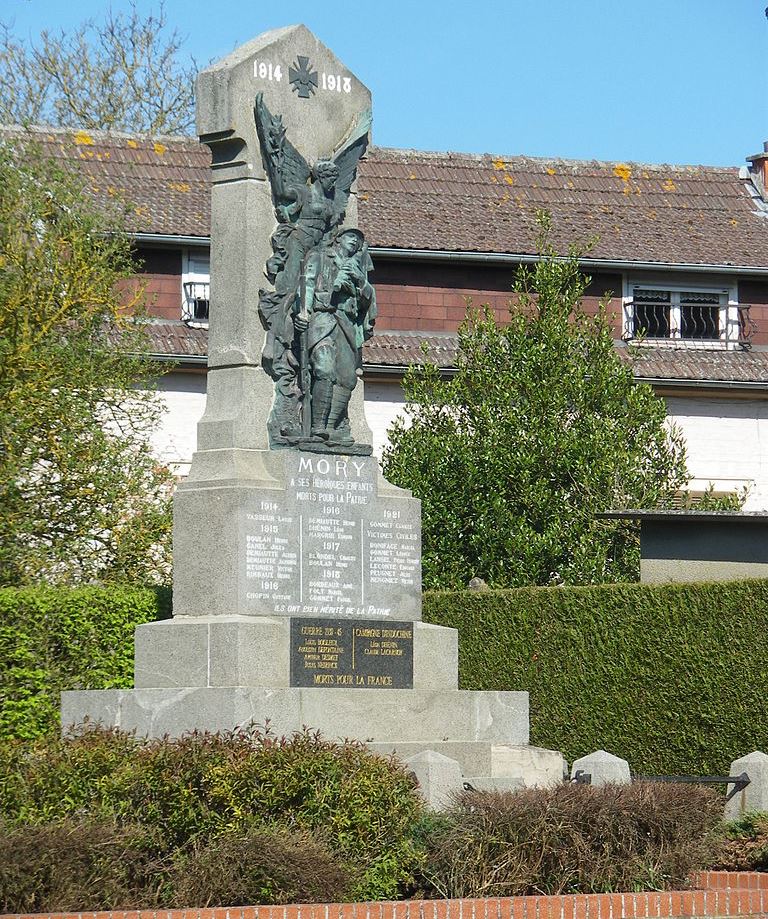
xmin=423 ymin=579 xmax=768 ymax=776
xmin=3 ymin=580 xmax=768 ymax=775
xmin=0 ymin=726 xmax=426 ymax=902
xmin=0 ymin=586 xmax=170 ymax=740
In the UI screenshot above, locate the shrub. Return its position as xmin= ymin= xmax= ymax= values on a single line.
xmin=0 ymin=585 xmax=169 ymax=740
xmin=423 ymin=580 xmax=768 ymax=775
xmin=0 ymin=725 xmax=425 ymax=901
xmin=382 ymin=215 xmax=698 ymax=591
xmin=714 ymin=813 xmax=768 ymax=871
xmin=418 ymin=782 xmax=723 ymax=898
xmin=170 ymin=826 xmax=350 ymax=906
xmin=0 ymin=818 xmax=167 ymax=913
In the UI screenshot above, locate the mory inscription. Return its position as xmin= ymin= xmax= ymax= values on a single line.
xmin=290 ymin=617 xmax=414 ymax=688
xmin=240 ymin=454 xmax=421 ymax=619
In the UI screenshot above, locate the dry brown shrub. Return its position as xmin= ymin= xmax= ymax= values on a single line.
xmin=169 ymin=825 xmax=352 ymax=906
xmin=0 ymin=818 xmax=168 ymax=913
xmin=419 ymin=781 xmax=723 ymax=898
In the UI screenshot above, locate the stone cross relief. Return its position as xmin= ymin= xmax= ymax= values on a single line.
xmin=254 ymin=92 xmax=375 ymax=456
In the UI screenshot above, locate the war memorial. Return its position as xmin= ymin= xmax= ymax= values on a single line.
xmin=62 ymin=25 xmax=560 ymax=787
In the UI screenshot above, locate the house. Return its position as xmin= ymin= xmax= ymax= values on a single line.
xmin=7 ymin=125 xmax=768 ymax=507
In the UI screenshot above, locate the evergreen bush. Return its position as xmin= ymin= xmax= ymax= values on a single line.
xmin=0 ymin=586 xmax=170 ymax=740
xmin=0 ymin=725 xmax=425 ymax=901
xmin=424 ymin=579 xmax=768 ymax=774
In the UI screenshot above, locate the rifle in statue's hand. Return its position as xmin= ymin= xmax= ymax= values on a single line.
xmin=298 ymin=262 xmax=312 ymax=438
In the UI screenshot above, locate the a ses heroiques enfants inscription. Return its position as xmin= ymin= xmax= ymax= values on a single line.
xmin=240 ymin=454 xmax=421 ymax=619
xmin=290 ymin=618 xmax=414 ymax=688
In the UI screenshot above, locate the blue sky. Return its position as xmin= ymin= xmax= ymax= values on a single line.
xmin=3 ymin=0 xmax=767 ymax=167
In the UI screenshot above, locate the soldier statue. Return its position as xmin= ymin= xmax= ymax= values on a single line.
xmin=254 ymin=93 xmax=374 ymax=454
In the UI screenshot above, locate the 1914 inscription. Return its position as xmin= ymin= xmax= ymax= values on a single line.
xmin=240 ymin=454 xmax=421 ymax=619
xmin=290 ymin=617 xmax=414 ymax=688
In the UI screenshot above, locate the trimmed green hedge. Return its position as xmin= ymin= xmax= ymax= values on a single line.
xmin=0 ymin=586 xmax=170 ymax=740
xmin=4 ymin=580 xmax=768 ymax=775
xmin=423 ymin=579 xmax=768 ymax=776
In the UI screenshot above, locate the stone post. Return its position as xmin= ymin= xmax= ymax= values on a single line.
xmin=571 ymin=749 xmax=631 ymax=786
xmin=724 ymin=751 xmax=768 ymax=820
xmin=405 ymin=750 xmax=464 ymax=811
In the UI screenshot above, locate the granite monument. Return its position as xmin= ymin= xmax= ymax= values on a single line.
xmin=62 ymin=25 xmax=558 ymax=785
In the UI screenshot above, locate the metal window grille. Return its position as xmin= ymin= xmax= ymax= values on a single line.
xmin=182 ymin=281 xmax=210 ymax=324
xmin=627 ymin=288 xmax=753 ymax=349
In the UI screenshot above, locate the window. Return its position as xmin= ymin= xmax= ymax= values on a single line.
xmin=623 ymin=284 xmax=748 ymax=349
xmin=182 ymin=249 xmax=210 ymax=326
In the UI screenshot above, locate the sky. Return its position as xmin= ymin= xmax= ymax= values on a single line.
xmin=3 ymin=0 xmax=768 ymax=167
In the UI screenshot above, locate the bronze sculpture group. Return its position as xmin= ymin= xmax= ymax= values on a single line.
xmin=255 ymin=93 xmax=376 ymax=454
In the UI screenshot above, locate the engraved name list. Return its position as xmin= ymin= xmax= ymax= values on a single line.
xmin=240 ymin=455 xmax=421 ymax=619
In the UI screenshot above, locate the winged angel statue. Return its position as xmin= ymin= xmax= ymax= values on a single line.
xmin=255 ymin=93 xmax=376 ymax=454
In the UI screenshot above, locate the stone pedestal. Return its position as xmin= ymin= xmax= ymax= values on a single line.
xmin=62 ymin=687 xmax=529 ymax=757
xmin=173 ymin=451 xmax=422 ymax=621
xmin=63 ymin=450 xmax=532 ymax=779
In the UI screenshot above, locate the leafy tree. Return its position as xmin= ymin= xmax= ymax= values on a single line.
xmin=0 ymin=137 xmax=173 ymax=585
xmin=382 ymin=218 xmax=696 ymax=589
xmin=0 ymin=3 xmax=196 ymax=134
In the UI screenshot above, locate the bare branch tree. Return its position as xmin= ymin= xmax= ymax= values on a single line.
xmin=0 ymin=2 xmax=196 ymax=134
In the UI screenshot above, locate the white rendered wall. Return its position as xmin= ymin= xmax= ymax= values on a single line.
xmin=152 ymin=374 xmax=768 ymax=510
xmin=364 ymin=387 xmax=768 ymax=511
xmin=151 ymin=371 xmax=207 ymax=477
xmin=664 ymin=396 xmax=768 ymax=510
xmin=362 ymin=380 xmax=409 ymax=458
xmin=152 ymin=373 xmax=408 ymax=473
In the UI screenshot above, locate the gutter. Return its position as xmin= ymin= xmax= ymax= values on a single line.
xmin=134 ymin=233 xmax=211 ymax=247
xmin=362 ymin=362 xmax=457 ymax=378
xmin=146 ymin=352 xmax=207 ymax=366
xmin=131 ymin=234 xmax=768 ymax=276
xmin=635 ymin=376 xmax=768 ymax=392
xmin=368 ymin=247 xmax=768 ymax=277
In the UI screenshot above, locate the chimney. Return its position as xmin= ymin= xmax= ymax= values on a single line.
xmin=746 ymin=141 xmax=768 ymax=198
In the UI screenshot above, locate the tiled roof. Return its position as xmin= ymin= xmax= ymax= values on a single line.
xmin=360 ymin=149 xmax=768 ymax=267
xmin=141 ymin=321 xmax=768 ymax=384
xmin=1 ymin=126 xmax=210 ymax=237
xmin=364 ymin=331 xmax=459 ymax=368
xmin=4 ymin=125 xmax=768 ymax=268
xmin=625 ymin=346 xmax=768 ymax=384
xmin=143 ymin=321 xmax=208 ymax=358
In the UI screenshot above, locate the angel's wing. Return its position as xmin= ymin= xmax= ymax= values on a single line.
xmin=254 ymin=92 xmax=311 ymax=209
xmin=330 ymin=107 xmax=372 ymax=226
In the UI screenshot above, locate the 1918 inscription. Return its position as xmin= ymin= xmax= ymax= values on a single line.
xmin=290 ymin=617 xmax=414 ymax=688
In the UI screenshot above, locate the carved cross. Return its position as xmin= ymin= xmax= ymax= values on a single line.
xmin=289 ymin=56 xmax=319 ymax=98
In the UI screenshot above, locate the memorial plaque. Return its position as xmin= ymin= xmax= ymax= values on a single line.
xmin=239 ymin=453 xmax=421 ymax=619
xmin=290 ymin=617 xmax=414 ymax=688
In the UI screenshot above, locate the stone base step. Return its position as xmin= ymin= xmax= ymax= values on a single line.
xmin=61 ymin=686 xmax=528 ymax=747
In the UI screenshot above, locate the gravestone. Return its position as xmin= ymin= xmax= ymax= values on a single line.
xmin=61 ymin=25 xmax=538 ymax=780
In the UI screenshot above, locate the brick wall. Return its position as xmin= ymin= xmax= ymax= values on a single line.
xmin=738 ymin=279 xmax=768 ymax=347
xmin=5 ymin=873 xmax=767 ymax=919
xmin=372 ymin=259 xmax=623 ymax=334
xmin=126 ymin=244 xmax=765 ymax=349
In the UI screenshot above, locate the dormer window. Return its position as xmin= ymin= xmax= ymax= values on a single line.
xmin=623 ymin=284 xmax=750 ymax=349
